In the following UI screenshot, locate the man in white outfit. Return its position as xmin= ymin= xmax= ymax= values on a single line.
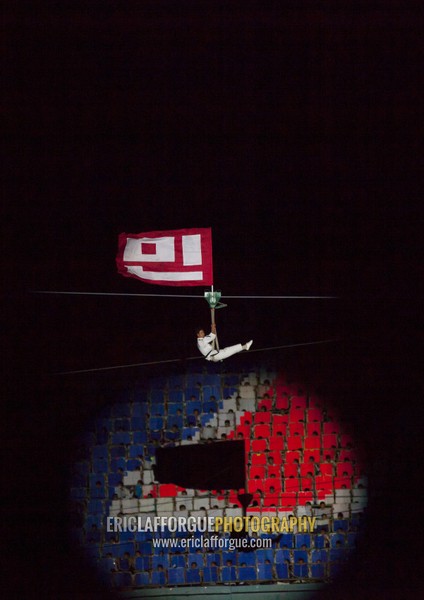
xmin=196 ymin=323 xmax=253 ymax=362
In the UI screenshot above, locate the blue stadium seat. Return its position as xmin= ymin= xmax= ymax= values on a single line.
xmin=151 ymin=571 xmax=166 ymax=585
xmin=87 ymin=499 xmax=103 ymax=514
xmin=150 ymin=389 xmax=165 ymax=403
xmin=115 ymin=542 xmax=135 ymax=557
xmin=133 ymin=431 xmax=148 ymax=444
xmin=202 ymin=401 xmax=218 ymax=413
xmin=168 ymin=403 xmax=184 ymax=415
xmin=132 ymin=400 xmax=149 ymax=415
xmin=134 ymin=572 xmax=150 ymax=585
xmin=135 ymin=556 xmax=150 ymax=571
xmin=139 ymin=541 xmax=153 ymax=555
xmin=222 ymin=551 xmax=237 ymax=564
xmin=92 ymin=458 xmax=108 ymax=473
xmin=312 ymin=549 xmax=328 ymax=563
xmin=334 ymin=518 xmax=349 ymax=532
xmin=112 ymin=432 xmax=131 ymax=444
xmin=131 ymin=417 xmax=144 ymax=431
xmin=167 ymin=415 xmax=184 ymax=428
xmin=152 ymin=555 xmax=170 ymax=568
xmin=206 ymin=553 xmax=221 ymax=566
xmin=330 ymin=548 xmax=347 ymax=562
xmin=112 ymin=572 xmax=132 ymax=588
xmin=169 ymin=555 xmax=185 ymax=568
xmin=186 ymin=568 xmax=201 ymax=584
xmin=151 ymin=404 xmax=165 ymax=416
xmin=129 ymin=444 xmax=144 ymax=458
xmin=294 ymin=550 xmax=308 ymax=563
xmin=188 ymin=553 xmax=204 ymax=567
xmin=258 ymin=563 xmax=273 ymax=580
xmin=276 ymin=563 xmax=289 ymax=578
xmin=348 ymin=532 xmax=358 ymax=546
xmin=168 ymin=567 xmax=185 ymax=585
xmin=330 ymin=533 xmax=346 ymax=548
xmin=169 ymin=389 xmax=184 ymax=402
xmin=239 ymin=566 xmax=257 ymax=581
xmin=114 ymin=418 xmax=130 ymax=431
xmin=149 ymin=417 xmax=164 ymax=430
xmin=237 ymin=551 xmax=256 ymax=566
xmin=110 ymin=446 xmax=126 ymax=458
xmin=182 ymin=427 xmax=198 ymax=440
xmin=185 ymin=387 xmax=201 ymax=400
xmin=120 ymin=531 xmax=135 ymax=542
xmin=126 ymin=459 xmax=141 ymax=470
xmin=295 ymin=534 xmax=311 ymax=548
xmin=294 ymin=563 xmax=308 ymax=578
xmin=221 ymin=566 xmax=237 ymax=582
xmin=203 ymin=566 xmax=219 ymax=583
xmin=279 ymin=534 xmax=294 ymax=547
xmin=314 ymin=534 xmax=328 ymax=549
xmin=275 ymin=548 xmax=291 ymax=563
xmin=92 ymin=445 xmax=108 ymax=459
xmin=110 ymin=457 xmax=126 ymax=471
xmin=187 ymin=400 xmax=202 ymax=414
xmin=256 ymin=548 xmax=274 ymax=563
xmin=311 ymin=563 xmax=326 ymax=578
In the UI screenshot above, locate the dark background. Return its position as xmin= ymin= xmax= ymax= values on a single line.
xmin=2 ymin=2 xmax=421 ymax=598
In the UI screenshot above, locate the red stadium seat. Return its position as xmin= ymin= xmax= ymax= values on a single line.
xmin=265 ymin=478 xmax=282 ymax=493
xmin=315 ymin=476 xmax=333 ymax=492
xmin=320 ymin=463 xmax=334 ymax=477
xmin=291 ymin=396 xmax=307 ymax=409
xmin=254 ymin=424 xmax=271 ymax=439
xmin=251 ymin=452 xmax=267 ymax=466
xmin=285 ymin=451 xmax=302 ymax=463
xmin=272 ymin=424 xmax=287 ymax=436
xmin=267 ymin=465 xmax=281 ymax=477
xmin=322 ymin=434 xmax=338 ymax=449
xmin=305 ymin=436 xmax=321 ymax=450
xmin=275 ymin=395 xmax=289 ymax=410
xmin=340 ymin=433 xmax=354 ymax=447
xmin=263 ymin=494 xmax=280 ymax=507
xmin=307 ymin=408 xmax=323 ymax=422
xmin=301 ymin=477 xmax=313 ymax=491
xmin=283 ymin=464 xmax=299 ymax=478
xmin=267 ymin=450 xmax=282 ymax=465
xmin=323 ymin=421 xmax=340 ymax=434
xmin=300 ymin=464 xmax=315 ymax=477
xmin=251 ymin=439 xmax=267 ymax=452
xmin=304 ymin=449 xmax=320 ymax=463
xmin=298 ymin=491 xmax=314 ymax=505
xmin=307 ymin=422 xmax=321 ymax=436
xmin=338 ymin=449 xmax=355 ymax=462
xmin=240 ymin=412 xmax=253 ymax=425
xmin=336 ymin=462 xmax=354 ymax=477
xmin=254 ymin=411 xmax=271 ymax=424
xmin=285 ymin=478 xmax=301 ymax=492
xmin=287 ymin=437 xmax=303 ymax=451
xmin=289 ymin=422 xmax=304 ymax=436
xmin=257 ymin=398 xmax=272 ymax=411
xmin=248 ymin=479 xmax=264 ymax=493
xmin=269 ymin=436 xmax=284 ymax=450
xmin=334 ymin=476 xmax=352 ymax=489
xmin=289 ymin=408 xmax=305 ymax=422
xmin=249 ymin=466 xmax=265 ymax=479
xmin=274 ymin=414 xmax=289 ymax=425
xmin=281 ymin=492 xmax=297 ymax=507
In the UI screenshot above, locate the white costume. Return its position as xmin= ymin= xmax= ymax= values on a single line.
xmin=197 ymin=332 xmax=250 ymax=362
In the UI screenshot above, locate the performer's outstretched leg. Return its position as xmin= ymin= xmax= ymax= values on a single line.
xmin=210 ymin=340 xmax=253 ymax=362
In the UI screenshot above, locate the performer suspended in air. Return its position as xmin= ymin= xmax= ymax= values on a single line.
xmin=196 ymin=323 xmax=253 ymax=362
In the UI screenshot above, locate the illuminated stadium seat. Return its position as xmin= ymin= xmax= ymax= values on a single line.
xmin=311 ymin=563 xmax=325 ymax=578
xmin=112 ymin=572 xmax=132 ymax=588
xmin=305 ymin=436 xmax=321 ymax=450
xmin=169 ymin=554 xmax=185 ymax=567
xmin=288 ymin=422 xmax=304 ymax=436
xmin=151 ymin=571 xmax=166 ymax=585
xmin=258 ymin=563 xmax=273 ymax=580
xmin=276 ymin=562 xmax=289 ymax=578
xmin=295 ymin=534 xmax=311 ymax=548
xmin=285 ymin=451 xmax=301 ymax=463
xmin=152 ymin=555 xmax=170 ymax=568
xmin=294 ymin=563 xmax=308 ymax=578
xmin=134 ymin=572 xmax=150 ymax=585
xmin=323 ymin=421 xmax=340 ymax=435
xmin=307 ymin=422 xmax=321 ymax=436
xmin=283 ymin=464 xmax=298 ymax=478
xmin=269 ymin=436 xmax=285 ymax=450
xmin=307 ymin=408 xmax=323 ymax=422
xmin=289 ymin=408 xmax=305 ymax=422
xmin=287 ymin=437 xmax=303 ymax=451
xmin=238 ymin=566 xmax=257 ymax=580
xmin=337 ymin=462 xmax=354 ymax=477
xmin=221 ymin=566 xmax=237 ymax=582
xmin=275 ymin=395 xmax=289 ymax=410
xmin=186 ymin=568 xmax=201 ymax=584
xmin=203 ymin=566 xmax=219 ymax=583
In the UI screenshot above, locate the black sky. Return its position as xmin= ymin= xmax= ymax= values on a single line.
xmin=2 ymin=2 xmax=422 ymax=598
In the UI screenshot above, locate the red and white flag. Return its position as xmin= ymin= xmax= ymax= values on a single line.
xmin=116 ymin=228 xmax=214 ymax=286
